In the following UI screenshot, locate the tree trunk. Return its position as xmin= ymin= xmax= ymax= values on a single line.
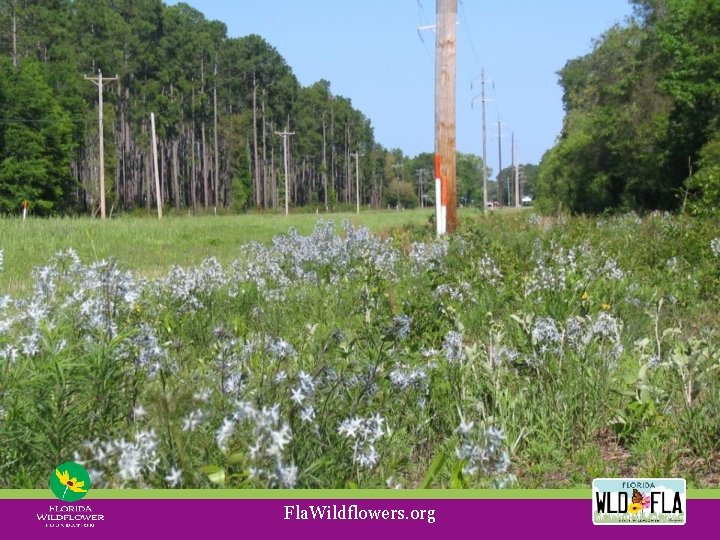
xmin=172 ymin=139 xmax=180 ymax=211
xmin=11 ymin=2 xmax=17 ymax=68
xmin=213 ymin=61 xmax=220 ymax=209
xmin=322 ymin=119 xmax=328 ymax=209
xmin=270 ymin=136 xmax=276 ymax=208
xmin=190 ymin=121 xmax=197 ymax=211
xmin=262 ymin=94 xmax=268 ymax=209
xmin=201 ymin=122 xmax=208 ymax=208
xmin=345 ymin=124 xmax=351 ymax=203
xmin=330 ymin=103 xmax=335 ymax=204
xmin=252 ymin=75 xmax=260 ymax=207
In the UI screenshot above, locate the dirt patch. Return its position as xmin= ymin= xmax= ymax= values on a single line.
xmin=593 ymin=427 xmax=633 ymax=476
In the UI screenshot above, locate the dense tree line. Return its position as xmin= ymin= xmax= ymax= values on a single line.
xmin=536 ymin=0 xmax=720 ymax=215
xmin=0 ymin=0 xmax=492 ymax=216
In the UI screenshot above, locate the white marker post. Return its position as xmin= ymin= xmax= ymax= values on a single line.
xmin=435 ymin=177 xmax=442 ymax=236
xmin=434 ymin=155 xmax=446 ymax=236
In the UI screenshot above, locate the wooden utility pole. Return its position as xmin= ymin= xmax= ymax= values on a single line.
xmin=351 ymin=152 xmax=361 ymax=214
xmin=481 ymin=69 xmax=488 ymax=213
xmin=514 ymin=138 xmax=521 ymax=207
xmin=435 ymin=0 xmax=457 ymax=233
xmin=85 ymin=70 xmax=118 ymax=219
xmin=510 ymin=131 xmax=515 ymax=207
xmin=495 ymin=117 xmax=506 ymax=207
xmin=150 ymin=113 xmax=162 ymax=219
xmin=481 ymin=68 xmax=487 ymax=212
xmin=416 ymin=168 xmax=429 ymax=208
xmin=275 ymin=129 xmax=294 ymax=215
xmin=392 ymin=161 xmax=404 ymax=210
xmin=472 ymin=69 xmax=493 ymax=214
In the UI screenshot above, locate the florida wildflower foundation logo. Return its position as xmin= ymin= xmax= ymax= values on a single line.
xmin=49 ymin=462 xmax=90 ymax=502
xmin=37 ymin=462 xmax=105 ymax=529
xmin=592 ymin=478 xmax=686 ymax=525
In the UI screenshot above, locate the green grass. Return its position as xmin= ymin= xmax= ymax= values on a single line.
xmin=0 ymin=208 xmax=470 ymax=295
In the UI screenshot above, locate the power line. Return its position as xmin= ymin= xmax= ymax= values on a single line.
xmin=416 ymin=0 xmax=434 ymax=62
xmin=458 ymin=0 xmax=482 ymax=70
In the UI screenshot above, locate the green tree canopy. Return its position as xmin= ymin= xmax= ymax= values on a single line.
xmin=0 ymin=59 xmax=75 ymax=214
xmin=536 ymin=0 xmax=720 ymax=214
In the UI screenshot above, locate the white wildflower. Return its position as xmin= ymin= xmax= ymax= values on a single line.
xmin=165 ymin=467 xmax=182 ymax=487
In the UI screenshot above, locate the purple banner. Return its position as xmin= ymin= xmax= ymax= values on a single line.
xmin=0 ymin=498 xmax=716 ymax=538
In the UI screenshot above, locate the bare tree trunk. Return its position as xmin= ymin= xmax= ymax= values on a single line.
xmin=270 ymin=137 xmax=276 ymax=208
xmin=145 ymin=138 xmax=152 ymax=212
xmin=190 ymin=122 xmax=197 ymax=211
xmin=201 ymin=122 xmax=209 ymax=208
xmin=118 ymin=106 xmax=126 ymax=209
xmin=246 ymin=141 xmax=253 ymax=208
xmin=213 ymin=61 xmax=220 ymax=209
xmin=345 ymin=124 xmax=351 ymax=203
xmin=322 ymin=119 xmax=328 ymax=209
xmin=160 ymin=141 xmax=167 ymax=204
xmin=172 ymin=139 xmax=180 ymax=211
xmin=262 ymin=95 xmax=268 ymax=209
xmin=330 ymin=103 xmax=335 ymax=204
xmin=252 ymin=75 xmax=260 ymax=207
xmin=11 ymin=1 xmax=17 ymax=68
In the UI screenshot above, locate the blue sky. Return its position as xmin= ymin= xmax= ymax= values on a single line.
xmin=167 ymin=1 xmax=635 ymax=173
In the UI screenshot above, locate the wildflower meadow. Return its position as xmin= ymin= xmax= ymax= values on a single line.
xmin=0 ymin=211 xmax=718 ymax=489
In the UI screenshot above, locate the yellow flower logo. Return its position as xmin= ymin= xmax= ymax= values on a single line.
xmin=49 ymin=462 xmax=91 ymax=501
xmin=56 ymin=468 xmax=88 ymax=499
xmin=627 ymin=502 xmax=643 ymax=515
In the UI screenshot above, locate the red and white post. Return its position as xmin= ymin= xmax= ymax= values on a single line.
xmin=435 ymin=155 xmax=446 ymax=236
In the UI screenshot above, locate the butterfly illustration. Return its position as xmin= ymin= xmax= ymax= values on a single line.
xmin=632 ymin=489 xmax=644 ymax=504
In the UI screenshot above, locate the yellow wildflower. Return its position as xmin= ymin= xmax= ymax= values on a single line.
xmin=627 ymin=502 xmax=643 ymax=515
xmin=55 ymin=469 xmax=87 ymax=494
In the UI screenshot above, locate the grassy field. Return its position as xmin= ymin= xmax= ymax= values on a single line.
xmin=0 ymin=209 xmax=718 ymax=490
xmin=0 ymin=208 xmax=463 ymax=294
